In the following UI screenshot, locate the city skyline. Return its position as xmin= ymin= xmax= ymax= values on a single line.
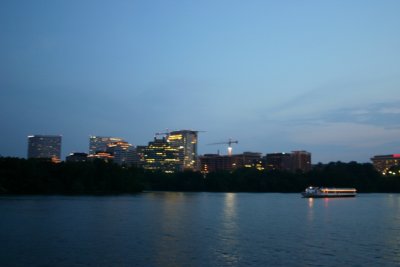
xmin=1 ymin=1 xmax=400 ymax=163
xmin=11 ymin=129 xmax=400 ymax=164
xmin=25 ymin=131 xmax=314 ymax=173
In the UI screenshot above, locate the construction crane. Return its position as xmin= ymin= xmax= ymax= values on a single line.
xmin=155 ymin=129 xmax=206 ymax=136
xmin=154 ymin=129 xmax=170 ymax=138
xmin=208 ymin=138 xmax=238 ymax=156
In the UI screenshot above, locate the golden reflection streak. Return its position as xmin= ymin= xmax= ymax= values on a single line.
xmin=308 ymin=198 xmax=314 ymax=208
xmin=307 ymin=198 xmax=314 ymax=223
xmin=224 ymin=193 xmax=236 ymax=219
xmin=324 ymin=198 xmax=330 ymax=208
xmin=216 ymin=193 xmax=239 ymax=265
xmin=153 ymin=192 xmax=188 ymax=267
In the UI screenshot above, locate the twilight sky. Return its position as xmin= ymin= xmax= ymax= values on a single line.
xmin=1 ymin=0 xmax=400 ymax=163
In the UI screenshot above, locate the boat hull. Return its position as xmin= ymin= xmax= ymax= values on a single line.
xmin=301 ymin=193 xmax=356 ymax=198
xmin=301 ymin=187 xmax=357 ymax=198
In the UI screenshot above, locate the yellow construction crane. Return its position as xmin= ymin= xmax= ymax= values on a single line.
xmin=208 ymin=138 xmax=238 ymax=156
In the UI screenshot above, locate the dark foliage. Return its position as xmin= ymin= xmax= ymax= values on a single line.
xmin=200 ymin=162 xmax=394 ymax=193
xmin=0 ymin=157 xmax=399 ymax=194
xmin=0 ymin=157 xmax=143 ymax=194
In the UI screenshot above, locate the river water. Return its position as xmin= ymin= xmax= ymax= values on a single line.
xmin=1 ymin=193 xmax=400 ymax=266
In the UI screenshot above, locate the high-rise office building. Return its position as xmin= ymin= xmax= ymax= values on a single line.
xmin=371 ymin=154 xmax=400 ymax=174
xmin=265 ymin=153 xmax=292 ymax=171
xmin=27 ymin=135 xmax=62 ymax=162
xmin=106 ymin=141 xmax=136 ymax=166
xmin=141 ymin=137 xmax=181 ymax=173
xmin=167 ymin=130 xmax=198 ymax=171
xmin=135 ymin=145 xmax=147 ymax=168
xmin=291 ymin=150 xmax=312 ymax=173
xmin=89 ymin=136 xmax=123 ymax=155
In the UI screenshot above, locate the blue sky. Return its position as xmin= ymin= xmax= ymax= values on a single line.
xmin=1 ymin=0 xmax=400 ymax=163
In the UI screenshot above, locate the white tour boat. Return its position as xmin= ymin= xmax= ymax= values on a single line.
xmin=301 ymin=186 xmax=357 ymax=198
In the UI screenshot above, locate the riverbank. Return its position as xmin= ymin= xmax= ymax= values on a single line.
xmin=1 ymin=157 xmax=399 ymax=194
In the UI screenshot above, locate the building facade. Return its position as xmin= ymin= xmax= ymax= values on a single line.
xmin=66 ymin=152 xmax=88 ymax=162
xmin=291 ymin=151 xmax=312 ymax=173
xmin=141 ymin=137 xmax=181 ymax=173
xmin=371 ymin=154 xmax=400 ymax=174
xmin=27 ymin=135 xmax=62 ymax=162
xmin=200 ymin=154 xmax=234 ymax=173
xmin=167 ymin=130 xmax=198 ymax=171
xmin=106 ymin=141 xmax=136 ymax=166
xmin=89 ymin=136 xmax=124 ymax=155
xmin=87 ymin=152 xmax=114 ymax=163
xmin=264 ymin=151 xmax=311 ymax=173
xmin=137 ymin=130 xmax=199 ymax=172
xmin=199 ymin=152 xmax=263 ymax=173
xmin=265 ymin=153 xmax=292 ymax=171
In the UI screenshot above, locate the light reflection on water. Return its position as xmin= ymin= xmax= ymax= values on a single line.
xmin=154 ymin=192 xmax=186 ymax=267
xmin=1 ymin=193 xmax=400 ymax=267
xmin=216 ymin=193 xmax=239 ymax=266
xmin=307 ymin=198 xmax=314 ymax=223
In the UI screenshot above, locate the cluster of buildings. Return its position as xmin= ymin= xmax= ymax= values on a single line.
xmin=64 ymin=130 xmax=199 ymax=173
xmin=27 ymin=132 xmax=311 ymax=173
xmin=26 ymin=132 xmax=400 ymax=175
xmin=201 ymin=151 xmax=312 ymax=173
xmin=27 ymin=131 xmax=199 ymax=172
xmin=370 ymin=154 xmax=400 ymax=175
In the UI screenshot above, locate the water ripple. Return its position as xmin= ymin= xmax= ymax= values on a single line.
xmin=1 ymin=193 xmax=400 ymax=266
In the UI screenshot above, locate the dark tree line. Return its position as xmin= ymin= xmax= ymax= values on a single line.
xmin=144 ymin=162 xmax=397 ymax=193
xmin=0 ymin=157 xmax=144 ymax=194
xmin=1 ymin=157 xmax=400 ymax=194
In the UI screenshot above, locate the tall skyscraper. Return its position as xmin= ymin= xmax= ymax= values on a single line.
xmin=167 ymin=130 xmax=198 ymax=171
xmin=27 ymin=135 xmax=62 ymax=162
xmin=141 ymin=137 xmax=180 ymax=173
xmin=89 ymin=136 xmax=123 ymax=155
xmin=291 ymin=151 xmax=312 ymax=173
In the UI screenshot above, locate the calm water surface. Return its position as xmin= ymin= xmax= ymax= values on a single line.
xmin=1 ymin=193 xmax=400 ymax=266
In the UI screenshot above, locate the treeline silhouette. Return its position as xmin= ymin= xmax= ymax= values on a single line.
xmin=0 ymin=157 xmax=144 ymax=194
xmin=1 ymin=157 xmax=400 ymax=194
